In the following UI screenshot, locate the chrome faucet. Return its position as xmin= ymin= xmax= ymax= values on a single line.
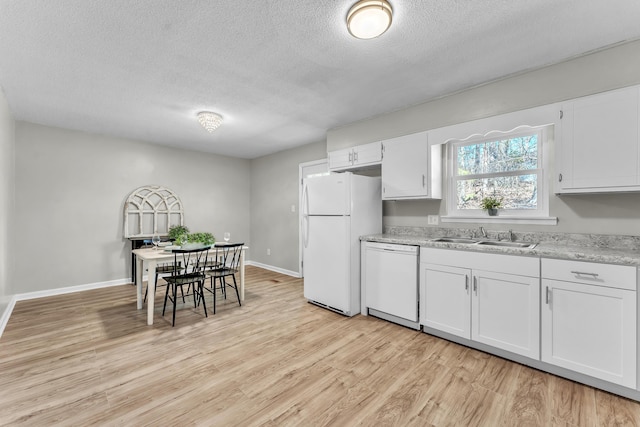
xmin=508 ymin=229 xmax=515 ymax=242
xmin=479 ymin=226 xmax=487 ymax=239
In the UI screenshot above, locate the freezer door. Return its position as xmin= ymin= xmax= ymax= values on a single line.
xmin=304 ymin=173 xmax=351 ymax=216
xmin=303 ymin=216 xmax=351 ymax=312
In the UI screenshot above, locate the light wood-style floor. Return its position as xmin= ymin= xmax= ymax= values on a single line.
xmin=2 ymin=266 xmax=640 ymax=426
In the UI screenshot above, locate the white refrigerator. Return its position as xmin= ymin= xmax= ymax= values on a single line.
xmin=302 ymin=172 xmax=381 ymax=316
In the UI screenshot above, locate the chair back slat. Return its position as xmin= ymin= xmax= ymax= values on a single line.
xmin=216 ymin=243 xmax=243 ymax=270
xmin=173 ymin=246 xmax=210 ymax=276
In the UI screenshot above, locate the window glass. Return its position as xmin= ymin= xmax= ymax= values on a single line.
xmin=455 ymin=175 xmax=538 ymax=210
xmin=457 ymin=135 xmax=538 ymax=175
xmin=451 ymin=130 xmax=543 ymax=216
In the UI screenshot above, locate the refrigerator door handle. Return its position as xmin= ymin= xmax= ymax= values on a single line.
xmin=302 ymin=184 xmax=310 ymax=248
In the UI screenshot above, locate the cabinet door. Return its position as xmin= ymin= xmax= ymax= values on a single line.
xmin=471 ymin=270 xmax=540 ymax=359
xmin=559 ymin=86 xmax=640 ymax=191
xmin=420 ymin=263 xmax=471 ymax=339
xmin=328 ymin=147 xmax=353 ymax=171
xmin=353 ymin=141 xmax=382 ymax=167
xmin=382 ymin=132 xmax=430 ymax=199
xmin=541 ymin=279 xmax=636 ymax=388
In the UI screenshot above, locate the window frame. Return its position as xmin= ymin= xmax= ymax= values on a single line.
xmin=445 ymin=125 xmax=551 ymax=221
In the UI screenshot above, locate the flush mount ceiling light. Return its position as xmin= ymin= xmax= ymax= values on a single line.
xmin=197 ymin=111 xmax=223 ymax=132
xmin=347 ymin=0 xmax=393 ymax=39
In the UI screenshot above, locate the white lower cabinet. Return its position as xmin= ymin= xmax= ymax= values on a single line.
xmin=541 ymin=259 xmax=637 ymax=388
xmin=472 ymin=270 xmax=540 ymax=358
xmin=420 ymin=248 xmax=540 ymax=359
xmin=421 ymin=264 xmax=471 ymax=339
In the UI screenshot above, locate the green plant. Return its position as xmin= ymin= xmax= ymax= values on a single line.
xmin=188 ymin=232 xmax=215 ymax=246
xmin=480 ymin=196 xmax=502 ymax=210
xmin=168 ymin=225 xmax=190 ymax=241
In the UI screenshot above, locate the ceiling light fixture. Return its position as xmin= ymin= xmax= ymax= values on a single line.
xmin=347 ymin=0 xmax=393 ymax=39
xmin=197 ymin=111 xmax=223 ymax=132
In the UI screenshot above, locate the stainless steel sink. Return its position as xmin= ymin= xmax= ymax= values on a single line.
xmin=476 ymin=240 xmax=537 ymax=249
xmin=431 ymin=237 xmax=479 ymax=244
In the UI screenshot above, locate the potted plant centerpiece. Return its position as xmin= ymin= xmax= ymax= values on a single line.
xmin=187 ymin=232 xmax=215 ymax=247
xmin=168 ymin=225 xmax=190 ymax=242
xmin=168 ymin=225 xmax=215 ymax=248
xmin=177 ymin=232 xmax=215 ymax=249
xmin=481 ymin=196 xmax=502 ymax=216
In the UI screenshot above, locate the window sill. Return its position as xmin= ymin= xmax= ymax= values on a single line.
xmin=441 ymin=215 xmax=558 ymax=225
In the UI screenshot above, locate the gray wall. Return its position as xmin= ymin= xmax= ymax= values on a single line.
xmin=13 ymin=122 xmax=251 ymax=293
xmin=328 ymin=40 xmax=640 ymax=236
xmin=0 ymin=88 xmax=15 ymax=315
xmin=250 ymin=141 xmax=326 ymax=273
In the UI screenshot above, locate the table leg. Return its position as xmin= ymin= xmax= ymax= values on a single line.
xmin=136 ymin=256 xmax=144 ymax=310
xmin=240 ymin=249 xmax=245 ymax=301
xmin=147 ymin=260 xmax=157 ymax=325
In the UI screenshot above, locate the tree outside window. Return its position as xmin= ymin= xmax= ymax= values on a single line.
xmin=450 ymin=129 xmax=544 ymax=217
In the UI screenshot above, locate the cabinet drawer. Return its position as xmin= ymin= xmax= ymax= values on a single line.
xmin=542 ymin=258 xmax=636 ymax=291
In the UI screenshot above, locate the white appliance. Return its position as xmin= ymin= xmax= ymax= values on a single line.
xmin=302 ymin=172 xmax=381 ymax=316
xmin=363 ymin=242 xmax=420 ymax=329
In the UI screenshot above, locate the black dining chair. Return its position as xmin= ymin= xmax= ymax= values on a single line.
xmin=204 ymin=243 xmax=244 ymax=314
xmin=162 ymin=246 xmax=210 ymax=326
xmin=144 ymin=261 xmax=183 ymax=303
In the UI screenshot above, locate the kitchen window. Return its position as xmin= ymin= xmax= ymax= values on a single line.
xmin=445 ymin=126 xmax=553 ymax=223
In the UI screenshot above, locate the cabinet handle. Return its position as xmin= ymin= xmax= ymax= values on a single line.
xmin=473 ymin=276 xmax=477 ymax=295
xmin=558 ymin=173 xmax=563 ymax=182
xmin=465 ymin=275 xmax=469 ymax=292
xmin=545 ymin=286 xmax=551 ymax=304
xmin=422 ymin=174 xmax=426 ymax=187
xmin=349 ymin=152 xmax=353 ymax=163
xmin=570 ymin=270 xmax=599 ymax=278
xmin=354 ymin=151 xmax=358 ymax=162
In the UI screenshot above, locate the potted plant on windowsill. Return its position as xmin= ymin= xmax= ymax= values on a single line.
xmin=481 ymin=196 xmax=502 ymax=216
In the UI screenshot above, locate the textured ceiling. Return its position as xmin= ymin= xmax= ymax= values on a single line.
xmin=1 ymin=1 xmax=640 ymax=159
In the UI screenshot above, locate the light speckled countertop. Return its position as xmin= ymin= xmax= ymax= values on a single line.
xmin=361 ymin=232 xmax=640 ymax=266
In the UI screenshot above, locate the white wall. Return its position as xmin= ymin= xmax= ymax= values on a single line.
xmin=250 ymin=141 xmax=326 ymax=273
xmin=13 ymin=122 xmax=251 ymax=293
xmin=0 ymin=87 xmax=15 ymax=316
xmin=328 ymin=39 xmax=640 ymax=236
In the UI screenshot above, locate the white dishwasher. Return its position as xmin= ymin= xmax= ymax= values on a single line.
xmin=363 ymin=242 xmax=420 ymax=329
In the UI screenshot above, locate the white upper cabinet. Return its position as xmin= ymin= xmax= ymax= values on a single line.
xmin=327 ymin=147 xmax=353 ymax=170
xmin=328 ymin=141 xmax=382 ymax=172
xmin=557 ymin=86 xmax=640 ymax=193
xmin=381 ymin=131 xmax=442 ymax=200
xmin=353 ymin=141 xmax=383 ymax=167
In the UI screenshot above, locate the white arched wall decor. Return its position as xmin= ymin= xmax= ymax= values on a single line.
xmin=123 ymin=185 xmax=184 ymax=238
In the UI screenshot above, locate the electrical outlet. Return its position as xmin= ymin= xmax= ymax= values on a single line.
xmin=291 ymin=204 xmax=296 ymax=213
xmin=427 ymin=215 xmax=439 ymax=225
xmin=267 ymin=248 xmax=271 ymax=256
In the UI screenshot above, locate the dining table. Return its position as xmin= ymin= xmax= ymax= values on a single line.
xmin=132 ymin=243 xmax=247 ymax=325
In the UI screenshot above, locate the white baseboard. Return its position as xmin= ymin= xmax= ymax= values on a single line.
xmin=0 ymin=296 xmax=17 ymax=339
xmin=0 ymin=277 xmax=133 ymax=339
xmin=14 ymin=277 xmax=133 ymax=301
xmin=246 ymin=260 xmax=301 ymax=278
